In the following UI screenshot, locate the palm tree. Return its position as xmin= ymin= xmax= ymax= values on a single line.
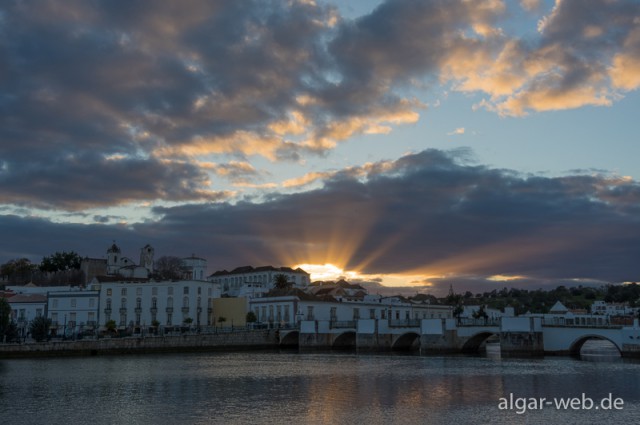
xmin=274 ymin=273 xmax=292 ymax=290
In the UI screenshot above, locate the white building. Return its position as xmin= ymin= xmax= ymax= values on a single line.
xmin=591 ymin=300 xmax=638 ymax=316
xmin=209 ymin=266 xmax=310 ymax=297
xmin=95 ymin=278 xmax=221 ymax=331
xmin=182 ymin=255 xmax=208 ymax=281
xmin=249 ymin=295 xmax=452 ymax=327
xmin=7 ymin=293 xmax=47 ymax=337
xmin=47 ymin=289 xmax=100 ymax=337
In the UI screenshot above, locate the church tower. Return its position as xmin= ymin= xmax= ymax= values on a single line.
xmin=139 ymin=244 xmax=154 ymax=272
xmin=106 ymin=242 xmax=122 ymax=275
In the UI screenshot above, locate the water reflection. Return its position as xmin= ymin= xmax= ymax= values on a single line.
xmin=580 ymin=339 xmax=622 ymax=362
xmin=0 ymin=352 xmax=639 ymax=424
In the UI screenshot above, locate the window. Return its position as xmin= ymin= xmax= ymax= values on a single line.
xmin=52 ymin=299 xmax=58 ymax=309
xmin=152 ymin=287 xmax=158 ymax=296
xmin=197 ymin=287 xmax=201 ymax=295
xmin=121 ymin=298 xmax=127 ymax=308
xmin=284 ymin=305 xmax=290 ymax=322
xmin=89 ymin=298 xmax=95 ymax=308
xmin=136 ymin=298 xmax=142 ymax=309
xmin=106 ymin=289 xmax=112 ymax=296
xmin=381 ymin=309 xmax=386 ymax=319
xmin=370 ymin=309 xmax=376 ymax=319
xmin=71 ymin=299 xmax=77 ymax=308
xmin=330 ymin=307 xmax=337 ymax=321
xmin=182 ymin=297 xmax=189 ymax=308
xmin=152 ymin=297 xmax=157 ymax=308
xmin=106 ymin=298 xmax=112 ymax=309
xmin=168 ymin=287 xmax=174 ymax=296
xmin=121 ymin=288 xmax=127 ymax=296
xmin=136 ymin=287 xmax=142 ymax=296
xmin=276 ymin=305 xmax=282 ymax=322
xmin=167 ymin=296 xmax=173 ymax=307
xmin=167 ymin=313 xmax=172 ymax=325
xmin=51 ymin=313 xmax=58 ymax=324
xmin=353 ymin=308 xmax=360 ymax=320
xmin=306 ymin=306 xmax=314 ymax=320
xmin=183 ymin=286 xmax=189 ymax=295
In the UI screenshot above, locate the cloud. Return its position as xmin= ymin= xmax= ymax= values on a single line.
xmin=1 ymin=0 xmax=639 ymax=211
xmin=2 ymin=149 xmax=639 ymax=295
xmin=447 ymin=127 xmax=465 ymax=136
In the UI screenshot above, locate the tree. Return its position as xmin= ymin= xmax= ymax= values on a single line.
xmin=274 ymin=274 xmax=292 ymax=290
xmin=153 ymin=256 xmax=185 ymax=280
xmin=472 ymin=305 xmax=489 ymax=324
xmin=446 ymin=285 xmax=464 ymax=324
xmin=40 ymin=251 xmax=81 ymax=272
xmin=105 ymin=319 xmax=117 ymax=334
xmin=0 ymin=298 xmax=11 ymax=341
xmin=1 ymin=258 xmax=37 ymax=284
xmin=29 ymin=316 xmax=51 ymax=342
xmin=217 ymin=316 xmax=227 ymax=326
xmin=246 ymin=311 xmax=257 ymax=323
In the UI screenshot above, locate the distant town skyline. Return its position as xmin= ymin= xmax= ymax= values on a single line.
xmin=1 ymin=0 xmax=639 ymax=296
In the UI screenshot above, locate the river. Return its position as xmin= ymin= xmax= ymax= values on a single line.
xmin=1 ymin=350 xmax=638 ymax=424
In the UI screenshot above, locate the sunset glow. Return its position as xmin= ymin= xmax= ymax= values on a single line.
xmin=1 ymin=0 xmax=639 ymax=296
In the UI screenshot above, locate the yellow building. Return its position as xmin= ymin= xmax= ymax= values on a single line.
xmin=211 ymin=297 xmax=248 ymax=327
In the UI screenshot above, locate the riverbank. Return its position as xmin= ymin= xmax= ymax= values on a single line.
xmin=0 ymin=329 xmax=279 ymax=358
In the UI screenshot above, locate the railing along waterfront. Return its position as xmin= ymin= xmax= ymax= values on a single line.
xmin=388 ymin=319 xmax=421 ymax=327
xmin=456 ymin=318 xmax=500 ymax=327
xmin=330 ymin=321 xmax=356 ymax=329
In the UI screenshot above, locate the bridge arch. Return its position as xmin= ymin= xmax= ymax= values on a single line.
xmin=333 ymin=331 xmax=356 ymax=349
xmin=392 ymin=332 xmax=421 ymax=351
xmin=279 ymin=330 xmax=299 ymax=347
xmin=568 ymin=334 xmax=622 ymax=357
xmin=461 ymin=332 xmax=498 ymax=353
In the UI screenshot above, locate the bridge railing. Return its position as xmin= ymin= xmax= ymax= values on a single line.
xmin=457 ymin=318 xmax=500 ymax=327
xmin=330 ymin=321 xmax=356 ymax=329
xmin=388 ymin=319 xmax=421 ymax=328
xmin=541 ymin=318 xmax=622 ymax=329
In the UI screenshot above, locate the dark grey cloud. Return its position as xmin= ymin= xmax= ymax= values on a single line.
xmin=1 ymin=0 xmax=639 ymax=210
xmin=2 ymin=149 xmax=638 ymax=295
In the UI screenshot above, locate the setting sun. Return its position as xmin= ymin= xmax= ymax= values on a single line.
xmin=294 ymin=263 xmax=360 ymax=281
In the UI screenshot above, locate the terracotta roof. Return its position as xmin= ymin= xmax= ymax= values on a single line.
xmin=210 ymin=265 xmax=309 ymax=277
xmin=7 ymin=293 xmax=47 ymax=303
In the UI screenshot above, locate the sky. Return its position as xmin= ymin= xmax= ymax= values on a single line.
xmin=1 ymin=0 xmax=640 ymax=296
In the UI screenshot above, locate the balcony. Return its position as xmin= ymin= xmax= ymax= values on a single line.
xmin=150 ymin=307 xmax=158 ymax=314
xmin=119 ymin=308 xmax=127 ymax=314
xmin=181 ymin=307 xmax=190 ymax=314
xmin=104 ymin=308 xmax=112 ymax=315
xmin=134 ymin=308 xmax=142 ymax=314
xmin=166 ymin=307 xmax=173 ymax=313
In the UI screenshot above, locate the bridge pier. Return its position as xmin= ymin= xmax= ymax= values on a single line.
xmin=499 ymin=317 xmax=544 ymax=356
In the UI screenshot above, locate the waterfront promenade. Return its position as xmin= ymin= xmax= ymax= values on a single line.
xmin=0 ymin=328 xmax=278 ymax=358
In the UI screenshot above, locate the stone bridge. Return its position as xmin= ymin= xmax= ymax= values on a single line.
xmin=287 ymin=317 xmax=640 ymax=357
